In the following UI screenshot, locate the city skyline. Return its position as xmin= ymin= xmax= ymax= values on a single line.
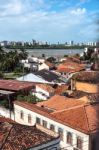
xmin=0 ymin=0 xmax=99 ymax=43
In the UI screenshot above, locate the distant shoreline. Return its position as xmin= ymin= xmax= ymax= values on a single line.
xmin=3 ymin=45 xmax=97 ymax=50
xmin=4 ymin=46 xmax=86 ymax=50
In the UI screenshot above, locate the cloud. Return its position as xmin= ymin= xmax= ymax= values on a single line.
xmin=0 ymin=0 xmax=98 ymax=42
xmin=0 ymin=0 xmax=24 ymax=17
xmin=71 ymin=8 xmax=86 ymax=15
xmin=76 ymin=0 xmax=90 ymax=6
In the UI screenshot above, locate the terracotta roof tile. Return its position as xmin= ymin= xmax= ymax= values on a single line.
xmin=74 ymin=71 xmax=99 ymax=84
xmin=0 ymin=122 xmax=57 ymax=150
xmin=0 ymin=117 xmax=15 ymax=123
xmin=14 ymin=101 xmax=53 ymax=114
xmin=55 ymin=85 xmax=69 ymax=95
xmin=0 ymin=80 xmax=34 ymax=91
xmin=14 ymin=100 xmax=99 ymax=134
xmin=36 ymin=84 xmax=55 ymax=93
xmin=52 ymin=104 xmax=99 ymax=134
xmin=52 ymin=106 xmax=89 ymax=133
xmin=63 ymin=57 xmax=81 ymax=64
xmin=37 ymin=95 xmax=86 ymax=111
xmin=57 ymin=61 xmax=85 ymax=73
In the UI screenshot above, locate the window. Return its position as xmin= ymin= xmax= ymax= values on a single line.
xmin=20 ymin=111 xmax=24 ymax=120
xmin=77 ymin=136 xmax=82 ymax=149
xmin=36 ymin=117 xmax=41 ymax=124
xmin=67 ymin=132 xmax=72 ymax=145
xmin=28 ymin=114 xmax=31 ymax=124
xmin=50 ymin=124 xmax=55 ymax=131
xmin=42 ymin=120 xmax=47 ymax=128
xmin=58 ymin=128 xmax=63 ymax=141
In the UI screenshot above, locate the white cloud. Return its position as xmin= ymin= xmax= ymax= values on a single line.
xmin=76 ymin=0 xmax=90 ymax=7
xmin=0 ymin=0 xmax=24 ymax=17
xmin=71 ymin=8 xmax=86 ymax=15
xmin=0 ymin=0 xmax=97 ymax=42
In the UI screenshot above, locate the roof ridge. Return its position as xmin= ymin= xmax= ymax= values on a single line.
xmin=51 ymin=104 xmax=86 ymax=114
xmin=83 ymin=105 xmax=91 ymax=133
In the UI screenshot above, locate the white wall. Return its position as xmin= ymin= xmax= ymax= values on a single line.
xmin=38 ymin=63 xmax=49 ymax=71
xmin=32 ymin=92 xmax=48 ymax=100
xmin=38 ymin=59 xmax=45 ymax=63
xmin=36 ymin=86 xmax=50 ymax=97
xmin=0 ymin=106 xmax=14 ymax=120
xmin=14 ymin=104 xmax=89 ymax=150
xmin=24 ymin=63 xmax=30 ymax=68
xmin=32 ymin=86 xmax=54 ymax=100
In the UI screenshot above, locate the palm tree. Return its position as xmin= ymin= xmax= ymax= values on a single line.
xmin=19 ymin=48 xmax=28 ymax=59
xmin=0 ymin=47 xmax=28 ymax=73
xmin=0 ymin=46 xmax=5 ymax=61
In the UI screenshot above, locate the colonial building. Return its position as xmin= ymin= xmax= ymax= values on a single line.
xmin=13 ymin=95 xmax=98 ymax=150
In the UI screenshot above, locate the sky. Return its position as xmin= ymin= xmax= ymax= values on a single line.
xmin=0 ymin=0 xmax=99 ymax=43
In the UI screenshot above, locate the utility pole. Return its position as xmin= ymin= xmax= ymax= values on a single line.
xmin=8 ymin=94 xmax=11 ymax=119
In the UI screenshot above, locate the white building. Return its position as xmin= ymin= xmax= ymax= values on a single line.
xmin=87 ymin=42 xmax=98 ymax=46
xmin=38 ymin=62 xmax=50 ymax=71
xmin=32 ymin=84 xmax=55 ymax=100
xmin=0 ymin=41 xmax=10 ymax=47
xmin=38 ymin=62 xmax=54 ymax=71
xmin=21 ymin=57 xmax=50 ymax=71
xmin=70 ymin=41 xmax=74 ymax=46
xmin=13 ymin=97 xmax=98 ymax=150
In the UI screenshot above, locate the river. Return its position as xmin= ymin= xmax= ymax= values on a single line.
xmin=27 ymin=49 xmax=84 ymax=57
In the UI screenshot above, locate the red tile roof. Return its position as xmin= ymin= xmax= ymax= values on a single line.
xmin=52 ymin=104 xmax=99 ymax=134
xmin=14 ymin=101 xmax=52 ymax=115
xmin=36 ymin=84 xmax=55 ymax=93
xmin=57 ymin=59 xmax=85 ymax=73
xmin=0 ymin=80 xmax=34 ymax=91
xmin=0 ymin=117 xmax=15 ymax=123
xmin=55 ymin=85 xmax=69 ymax=95
xmin=63 ymin=57 xmax=81 ymax=64
xmin=74 ymin=71 xmax=99 ymax=84
xmin=14 ymin=100 xmax=99 ymax=134
xmin=57 ymin=62 xmax=85 ymax=73
xmin=0 ymin=122 xmax=58 ymax=150
xmin=37 ymin=95 xmax=86 ymax=111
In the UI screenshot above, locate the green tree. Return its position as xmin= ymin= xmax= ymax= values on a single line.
xmin=0 ymin=71 xmax=4 ymax=78
xmin=19 ymin=48 xmax=28 ymax=59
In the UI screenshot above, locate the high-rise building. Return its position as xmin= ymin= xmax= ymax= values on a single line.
xmin=70 ymin=40 xmax=74 ymax=46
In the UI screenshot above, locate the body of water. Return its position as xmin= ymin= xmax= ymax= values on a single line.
xmin=27 ymin=49 xmax=84 ymax=57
